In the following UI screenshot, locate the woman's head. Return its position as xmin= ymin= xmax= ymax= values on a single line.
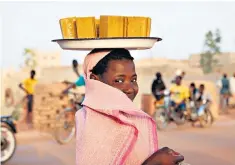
xmin=88 ymin=48 xmax=138 ymax=101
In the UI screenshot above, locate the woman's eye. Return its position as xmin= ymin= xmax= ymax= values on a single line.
xmin=115 ymin=79 xmax=124 ymax=83
xmin=132 ymin=78 xmax=137 ymax=82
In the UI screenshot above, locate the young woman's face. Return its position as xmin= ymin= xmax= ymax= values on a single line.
xmin=100 ymin=59 xmax=138 ymax=101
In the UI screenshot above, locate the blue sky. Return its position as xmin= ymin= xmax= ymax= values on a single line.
xmin=0 ymin=1 xmax=235 ymax=69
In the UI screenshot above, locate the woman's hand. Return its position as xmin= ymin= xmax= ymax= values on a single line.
xmin=142 ymin=147 xmax=184 ymax=165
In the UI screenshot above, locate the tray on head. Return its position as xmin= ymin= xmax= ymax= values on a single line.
xmin=52 ymin=37 xmax=162 ymax=51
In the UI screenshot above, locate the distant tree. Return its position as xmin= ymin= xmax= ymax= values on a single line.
xmin=23 ymin=48 xmax=37 ymax=69
xmin=200 ymin=29 xmax=221 ymax=74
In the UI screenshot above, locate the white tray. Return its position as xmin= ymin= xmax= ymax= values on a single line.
xmin=52 ymin=37 xmax=162 ymax=51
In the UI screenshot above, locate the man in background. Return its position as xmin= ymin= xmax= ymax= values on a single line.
xmin=172 ymin=69 xmax=185 ymax=84
xmin=62 ymin=59 xmax=85 ymax=105
xmin=19 ymin=70 xmax=37 ymax=128
xmin=151 ymin=72 xmax=166 ymax=101
xmin=189 ymin=82 xmax=198 ymax=102
xmin=229 ymin=73 xmax=235 ymax=106
xmin=230 ymin=73 xmax=235 ymax=96
xmin=217 ymin=73 xmax=231 ymax=112
xmin=72 ymin=59 xmax=80 ymax=77
xmin=63 ymin=59 xmax=82 ymax=85
xmin=63 ymin=59 xmax=85 ymax=93
xmin=170 ymin=76 xmax=189 ymax=112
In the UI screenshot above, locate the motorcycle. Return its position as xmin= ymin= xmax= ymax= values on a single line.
xmin=1 ymin=115 xmax=17 ymax=164
xmin=187 ymin=99 xmax=213 ymax=128
xmin=154 ymin=90 xmax=186 ymax=130
xmin=154 ymin=90 xmax=213 ymax=130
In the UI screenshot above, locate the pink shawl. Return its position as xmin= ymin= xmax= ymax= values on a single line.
xmin=75 ymin=50 xmax=158 ymax=165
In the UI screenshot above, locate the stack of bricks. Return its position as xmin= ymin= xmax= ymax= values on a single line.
xmin=33 ymin=83 xmax=69 ymax=134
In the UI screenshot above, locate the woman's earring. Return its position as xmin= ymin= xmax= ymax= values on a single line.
xmin=90 ymin=74 xmax=99 ymax=80
xmin=90 ymin=74 xmax=95 ymax=80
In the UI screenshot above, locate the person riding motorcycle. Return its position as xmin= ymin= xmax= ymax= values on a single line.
xmin=60 ymin=60 xmax=86 ymax=124
xmin=169 ymin=76 xmax=189 ymax=115
xmin=195 ymin=84 xmax=211 ymax=116
xmin=171 ymin=69 xmax=185 ymax=84
xmin=151 ymin=72 xmax=166 ymax=101
xmin=62 ymin=60 xmax=85 ymax=106
xmin=72 ymin=59 xmax=81 ymax=78
xmin=189 ymin=83 xmax=198 ymax=102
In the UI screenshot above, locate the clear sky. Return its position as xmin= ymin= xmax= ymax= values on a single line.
xmin=0 ymin=1 xmax=235 ymax=69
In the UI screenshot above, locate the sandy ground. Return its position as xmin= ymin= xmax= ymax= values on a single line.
xmin=4 ymin=110 xmax=235 ymax=165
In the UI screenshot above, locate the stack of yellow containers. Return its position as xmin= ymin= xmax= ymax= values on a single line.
xmin=99 ymin=15 xmax=125 ymax=38
xmin=60 ymin=17 xmax=77 ymax=39
xmin=59 ymin=15 xmax=152 ymax=39
xmin=125 ymin=16 xmax=151 ymax=37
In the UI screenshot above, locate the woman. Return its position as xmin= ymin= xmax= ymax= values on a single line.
xmin=75 ymin=48 xmax=184 ymax=165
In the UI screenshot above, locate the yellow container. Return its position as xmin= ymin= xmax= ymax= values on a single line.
xmin=125 ymin=16 xmax=151 ymax=37
xmin=146 ymin=17 xmax=151 ymax=37
xmin=99 ymin=15 xmax=125 ymax=38
xmin=76 ymin=17 xmax=96 ymax=38
xmin=59 ymin=17 xmax=77 ymax=39
xmin=95 ymin=19 xmax=100 ymax=38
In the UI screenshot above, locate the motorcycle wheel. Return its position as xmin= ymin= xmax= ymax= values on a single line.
xmin=1 ymin=123 xmax=16 ymax=164
xmin=54 ymin=110 xmax=76 ymax=145
xmin=154 ymin=108 xmax=169 ymax=130
xmin=199 ymin=110 xmax=213 ymax=128
xmin=172 ymin=110 xmax=186 ymax=126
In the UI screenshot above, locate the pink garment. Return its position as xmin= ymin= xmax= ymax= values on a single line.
xmin=83 ymin=50 xmax=110 ymax=79
xmin=75 ymin=50 xmax=158 ymax=165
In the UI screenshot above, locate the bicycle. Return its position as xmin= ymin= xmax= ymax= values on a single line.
xmin=54 ymin=91 xmax=84 ymax=145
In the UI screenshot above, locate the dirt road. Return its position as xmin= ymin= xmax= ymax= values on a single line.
xmin=5 ymin=114 xmax=235 ymax=165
